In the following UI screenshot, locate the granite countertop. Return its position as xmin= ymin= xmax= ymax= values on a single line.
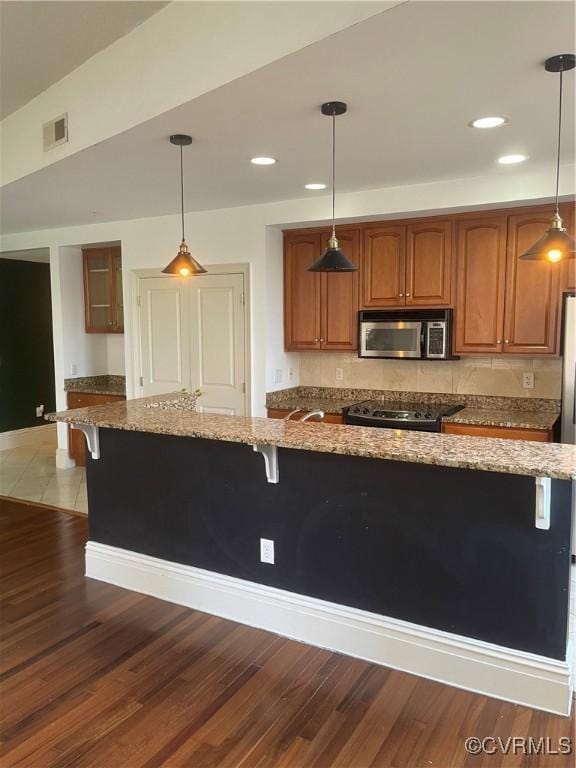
xmin=266 ymin=387 xmax=559 ymax=431
xmin=442 ymin=407 xmax=558 ymax=431
xmin=269 ymin=397 xmax=358 ymax=415
xmin=64 ymin=375 xmax=126 ymax=397
xmin=46 ymin=394 xmax=576 ymax=480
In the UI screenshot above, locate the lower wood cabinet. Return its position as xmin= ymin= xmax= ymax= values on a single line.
xmin=67 ymin=392 xmax=125 ymax=466
xmin=267 ymin=408 xmax=343 ymax=424
xmin=442 ymin=422 xmax=551 ymax=442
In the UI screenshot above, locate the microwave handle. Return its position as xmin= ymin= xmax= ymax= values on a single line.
xmin=421 ymin=324 xmax=426 ymax=354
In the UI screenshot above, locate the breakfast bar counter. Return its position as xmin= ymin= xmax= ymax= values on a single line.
xmin=47 ymin=394 xmax=575 ymax=715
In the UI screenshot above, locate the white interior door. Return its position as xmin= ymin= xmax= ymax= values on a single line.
xmin=139 ymin=277 xmax=191 ymax=396
xmin=189 ymin=273 xmax=246 ymax=415
xmin=138 ymin=272 xmax=247 ymax=415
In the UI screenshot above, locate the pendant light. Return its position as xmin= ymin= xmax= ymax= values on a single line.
xmin=162 ymin=134 xmax=207 ymax=276
xmin=309 ymin=102 xmax=357 ymax=272
xmin=521 ymin=54 xmax=575 ymax=263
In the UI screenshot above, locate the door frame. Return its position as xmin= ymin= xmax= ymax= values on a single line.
xmin=131 ymin=264 xmax=252 ymax=415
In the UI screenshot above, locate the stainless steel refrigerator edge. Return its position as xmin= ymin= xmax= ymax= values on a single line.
xmin=561 ymin=294 xmax=576 ymax=444
xmin=561 ymin=293 xmax=576 ymax=560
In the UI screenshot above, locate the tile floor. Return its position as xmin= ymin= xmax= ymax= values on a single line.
xmin=0 ymin=443 xmax=87 ymax=514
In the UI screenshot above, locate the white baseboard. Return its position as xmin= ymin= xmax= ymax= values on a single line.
xmin=85 ymin=541 xmax=573 ymax=717
xmin=0 ymin=423 xmax=57 ymax=451
xmin=55 ymin=447 xmax=76 ymax=469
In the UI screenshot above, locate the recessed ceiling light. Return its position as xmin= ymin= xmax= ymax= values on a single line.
xmin=305 ymin=183 xmax=327 ymax=190
xmin=250 ymin=156 xmax=277 ymax=165
xmin=498 ymin=154 xmax=528 ymax=165
xmin=470 ymin=116 xmax=508 ymax=129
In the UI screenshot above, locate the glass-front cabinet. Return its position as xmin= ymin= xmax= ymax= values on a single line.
xmin=83 ymin=246 xmax=124 ymax=333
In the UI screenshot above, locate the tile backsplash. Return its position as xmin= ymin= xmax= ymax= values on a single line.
xmin=299 ymin=354 xmax=562 ymax=399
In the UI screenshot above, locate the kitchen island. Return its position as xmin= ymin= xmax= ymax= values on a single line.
xmin=47 ymin=394 xmax=576 ymax=715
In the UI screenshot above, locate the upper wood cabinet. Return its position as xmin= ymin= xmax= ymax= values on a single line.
xmin=362 ymin=221 xmax=452 ymax=308
xmin=454 ymin=216 xmax=508 ymax=354
xmin=562 ymin=203 xmax=575 ymax=292
xmin=284 ymin=202 xmax=574 ymax=356
xmin=406 ymin=220 xmax=453 ymax=306
xmin=321 ymin=229 xmax=360 ymax=350
xmin=284 ymin=233 xmax=321 ymax=350
xmin=362 ymin=226 xmax=406 ymax=307
xmin=503 ymin=210 xmax=562 ymax=355
xmin=83 ymin=246 xmax=124 ymax=333
xmin=284 ymin=229 xmax=359 ymax=351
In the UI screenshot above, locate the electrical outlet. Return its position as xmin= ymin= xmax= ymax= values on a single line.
xmin=35 ymin=405 xmax=44 ymax=417
xmin=71 ymin=363 xmax=78 ymax=375
xmin=522 ymin=372 xmax=535 ymax=389
xmin=288 ymin=367 xmax=293 ymax=381
xmin=260 ymin=538 xmax=275 ymax=565
xmin=335 ymin=367 xmax=344 ymax=381
xmin=274 ymin=368 xmax=283 ymax=385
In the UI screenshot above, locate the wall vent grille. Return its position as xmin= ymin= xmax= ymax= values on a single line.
xmin=42 ymin=113 xmax=68 ymax=151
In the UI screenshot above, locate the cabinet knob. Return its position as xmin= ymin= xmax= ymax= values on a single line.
xmin=320 ymin=338 xmax=325 ymax=342
xmin=399 ymin=293 xmax=404 ymax=297
xmin=505 ymin=339 xmax=509 ymax=344
xmin=405 ymin=292 xmax=411 ymax=297
xmin=314 ymin=338 xmax=319 ymax=343
xmin=497 ymin=339 xmax=502 ymax=344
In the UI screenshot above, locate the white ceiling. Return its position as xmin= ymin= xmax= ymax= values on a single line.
xmin=0 ymin=1 xmax=168 ymax=119
xmin=1 ymin=1 xmax=574 ymax=234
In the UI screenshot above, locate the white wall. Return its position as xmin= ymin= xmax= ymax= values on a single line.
xmin=265 ymin=226 xmax=299 ymax=392
xmin=106 ymin=334 xmax=126 ymax=375
xmin=2 ymin=166 xmax=573 ymax=453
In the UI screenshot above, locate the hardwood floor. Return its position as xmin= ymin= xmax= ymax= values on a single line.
xmin=0 ymin=499 xmax=573 ymax=767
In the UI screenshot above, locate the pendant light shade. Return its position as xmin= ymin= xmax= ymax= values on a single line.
xmin=162 ymin=134 xmax=207 ymax=276
xmin=308 ymin=102 xmax=357 ymax=273
xmin=521 ymin=54 xmax=575 ymax=263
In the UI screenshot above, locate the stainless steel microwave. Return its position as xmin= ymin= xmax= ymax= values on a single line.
xmin=358 ymin=309 xmax=453 ymax=360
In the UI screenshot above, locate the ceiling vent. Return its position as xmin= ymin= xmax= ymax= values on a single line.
xmin=43 ymin=113 xmax=68 ymax=151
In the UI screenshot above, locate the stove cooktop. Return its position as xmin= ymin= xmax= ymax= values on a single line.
xmin=346 ymin=400 xmax=463 ymax=425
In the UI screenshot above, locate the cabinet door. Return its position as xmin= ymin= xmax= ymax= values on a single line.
xmin=111 ymin=247 xmax=124 ymax=332
xmin=321 ymin=229 xmax=360 ymax=350
xmin=361 ymin=226 xmax=406 ymax=307
xmin=83 ymin=249 xmax=114 ymax=332
xmin=454 ymin=216 xmax=507 ymax=354
xmin=561 ymin=202 xmax=575 ymax=292
xmin=284 ymin=233 xmax=322 ymax=350
xmin=503 ymin=211 xmax=562 ymax=355
xmin=406 ymin=220 xmax=452 ymax=306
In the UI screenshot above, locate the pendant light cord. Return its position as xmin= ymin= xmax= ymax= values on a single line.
xmin=331 ymin=112 xmax=336 ymax=238
xmin=180 ymin=145 xmax=185 ymax=241
xmin=554 ymin=69 xmax=563 ymax=214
